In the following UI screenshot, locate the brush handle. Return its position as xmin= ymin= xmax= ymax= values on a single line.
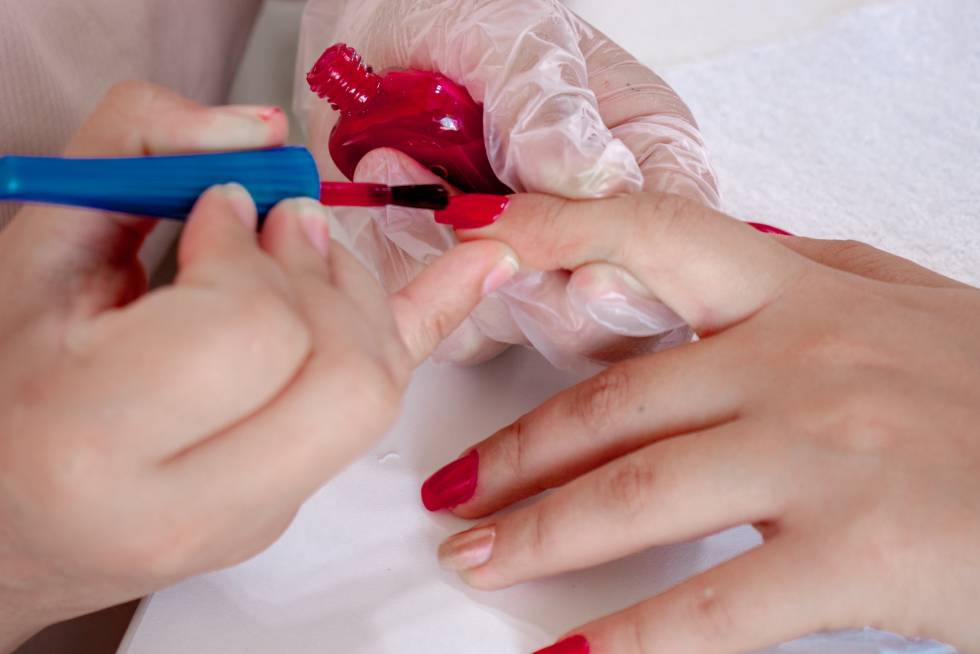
xmin=0 ymin=147 xmax=320 ymax=220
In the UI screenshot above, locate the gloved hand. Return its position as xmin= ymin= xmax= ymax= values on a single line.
xmin=294 ymin=0 xmax=719 ymax=369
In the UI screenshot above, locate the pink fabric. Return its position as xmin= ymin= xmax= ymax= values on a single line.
xmin=0 ymin=0 xmax=265 ymax=231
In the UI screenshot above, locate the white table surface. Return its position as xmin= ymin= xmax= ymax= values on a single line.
xmin=121 ymin=1 xmax=973 ymax=652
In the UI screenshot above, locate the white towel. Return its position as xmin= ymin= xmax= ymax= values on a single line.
xmin=669 ymin=0 xmax=979 ymax=286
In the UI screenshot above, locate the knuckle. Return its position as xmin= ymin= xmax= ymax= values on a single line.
xmin=821 ymin=239 xmax=876 ymax=267
xmin=597 ymin=456 xmax=658 ymax=516
xmin=824 ymin=390 xmax=900 ymax=454
xmin=686 ymin=585 xmax=736 ymax=643
xmin=642 ymin=191 xmax=697 ymax=234
xmin=571 ymin=366 xmax=632 ymax=434
xmin=798 ymin=327 xmax=894 ymax=373
xmin=418 ymin=308 xmax=458 ymax=351
xmin=522 ymin=505 xmax=553 ymax=560
xmin=496 ymin=417 xmax=534 ymax=483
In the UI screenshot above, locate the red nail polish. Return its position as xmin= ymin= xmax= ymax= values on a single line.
xmin=421 ymin=450 xmax=479 ymax=511
xmin=434 ymin=194 xmax=510 ymax=230
xmin=533 ymin=635 xmax=590 ymax=654
xmin=257 ymin=107 xmax=283 ymax=122
xmin=308 ymin=43 xmax=511 ymax=195
xmin=747 ymin=221 xmax=793 ymax=236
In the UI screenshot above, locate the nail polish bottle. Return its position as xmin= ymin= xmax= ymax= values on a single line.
xmin=307 ymin=43 xmax=511 ymax=195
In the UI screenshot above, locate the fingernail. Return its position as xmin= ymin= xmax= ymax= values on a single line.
xmin=221 ymin=183 xmax=257 ymax=229
xmin=533 ymin=635 xmax=590 ymax=654
xmin=482 ymin=255 xmax=520 ymax=296
xmin=747 ymin=221 xmax=793 ymax=236
xmin=421 ymin=450 xmax=479 ymax=511
xmin=256 ymin=106 xmax=283 ymax=122
xmin=434 ymin=194 xmax=509 ymax=230
xmin=292 ymin=198 xmax=331 ymax=257
xmin=438 ymin=525 xmax=495 ymax=571
xmin=206 ymin=106 xmax=282 ymax=147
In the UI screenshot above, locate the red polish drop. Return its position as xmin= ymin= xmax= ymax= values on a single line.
xmin=747 ymin=221 xmax=793 ymax=236
xmin=421 ymin=450 xmax=479 ymax=511
xmin=434 ymin=194 xmax=510 ymax=229
xmin=532 ymin=635 xmax=590 ymax=654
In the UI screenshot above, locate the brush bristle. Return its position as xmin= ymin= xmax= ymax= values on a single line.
xmin=389 ymin=184 xmax=450 ymax=210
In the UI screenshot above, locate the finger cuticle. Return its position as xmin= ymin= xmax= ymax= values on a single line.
xmin=292 ymin=198 xmax=331 ymax=257
xmin=438 ymin=525 xmax=496 ymax=572
xmin=221 ymin=183 xmax=257 ymax=228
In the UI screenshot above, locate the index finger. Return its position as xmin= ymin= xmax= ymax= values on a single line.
xmin=449 ymin=192 xmax=809 ymax=333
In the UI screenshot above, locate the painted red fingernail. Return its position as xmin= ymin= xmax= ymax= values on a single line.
xmin=434 ymin=194 xmax=509 ymax=229
xmin=533 ymin=635 xmax=590 ymax=654
xmin=747 ymin=221 xmax=793 ymax=236
xmin=421 ymin=450 xmax=479 ymax=511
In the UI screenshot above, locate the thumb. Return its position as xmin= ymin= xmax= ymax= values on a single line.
xmin=5 ymin=81 xmax=286 ymax=318
xmin=352 ymin=148 xmax=517 ymax=365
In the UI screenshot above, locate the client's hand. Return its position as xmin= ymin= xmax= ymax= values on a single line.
xmin=427 ymin=192 xmax=980 ymax=653
xmin=0 ymin=81 xmax=516 ymax=651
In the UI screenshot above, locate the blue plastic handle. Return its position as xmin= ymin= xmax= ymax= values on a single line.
xmin=0 ymin=146 xmax=320 ymax=221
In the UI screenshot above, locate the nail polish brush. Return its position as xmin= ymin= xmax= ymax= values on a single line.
xmin=0 ymin=146 xmax=449 ymax=221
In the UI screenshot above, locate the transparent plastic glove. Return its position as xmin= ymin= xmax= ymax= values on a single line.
xmin=294 ymin=0 xmax=720 ymax=370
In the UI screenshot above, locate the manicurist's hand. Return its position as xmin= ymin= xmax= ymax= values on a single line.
xmin=0 ymin=81 xmax=517 ymax=652
xmin=298 ymin=0 xmax=718 ymax=367
xmin=424 ymin=192 xmax=980 ymax=653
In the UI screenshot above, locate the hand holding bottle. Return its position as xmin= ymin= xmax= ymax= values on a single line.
xmin=295 ymin=0 xmax=719 ymax=368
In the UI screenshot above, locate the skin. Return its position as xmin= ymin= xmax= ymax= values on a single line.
xmin=0 ymin=81 xmax=517 ymax=652
xmin=435 ymin=191 xmax=980 ymax=653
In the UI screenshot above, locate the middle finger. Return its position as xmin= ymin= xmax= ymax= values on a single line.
xmin=438 ymin=418 xmax=786 ymax=590
xmin=422 ymin=336 xmax=748 ymax=516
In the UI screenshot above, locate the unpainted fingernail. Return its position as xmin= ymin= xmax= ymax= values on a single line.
xmin=438 ymin=525 xmax=496 ymax=572
xmin=533 ymin=635 xmax=591 ymax=654
xmin=288 ymin=197 xmax=331 ymax=257
xmin=481 ymin=254 xmax=520 ymax=296
xmin=220 ymin=183 xmax=257 ymax=229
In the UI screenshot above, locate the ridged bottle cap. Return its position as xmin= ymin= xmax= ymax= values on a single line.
xmin=306 ymin=43 xmax=382 ymax=114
